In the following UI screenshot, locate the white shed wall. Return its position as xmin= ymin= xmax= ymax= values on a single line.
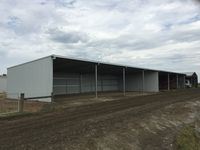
xmin=144 ymin=71 xmax=159 ymax=92
xmin=0 ymin=76 xmax=7 ymax=93
xmin=7 ymin=57 xmax=53 ymax=102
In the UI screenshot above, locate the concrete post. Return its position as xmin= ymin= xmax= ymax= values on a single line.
xmin=95 ymin=64 xmax=98 ymax=98
xmin=123 ymin=67 xmax=126 ymax=96
xmin=168 ymin=73 xmax=170 ymax=91
xmin=18 ymin=93 xmax=24 ymax=113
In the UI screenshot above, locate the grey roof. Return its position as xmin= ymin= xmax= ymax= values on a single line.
xmin=184 ymin=72 xmax=196 ymax=76
xmin=53 ymin=54 xmax=186 ymax=75
xmin=8 ymin=54 xmax=186 ymax=75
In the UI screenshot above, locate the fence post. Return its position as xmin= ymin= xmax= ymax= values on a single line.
xmin=51 ymin=92 xmax=54 ymax=103
xmin=18 ymin=93 xmax=24 ymax=113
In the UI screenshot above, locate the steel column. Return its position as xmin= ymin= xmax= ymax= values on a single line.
xmin=168 ymin=73 xmax=170 ymax=91
xmin=176 ymin=74 xmax=179 ymax=89
xmin=123 ymin=67 xmax=126 ymax=96
xmin=95 ymin=64 xmax=98 ymax=98
xmin=79 ymin=73 xmax=82 ymax=93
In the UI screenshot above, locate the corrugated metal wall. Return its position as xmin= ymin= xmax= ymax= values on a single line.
xmin=144 ymin=71 xmax=159 ymax=92
xmin=7 ymin=57 xmax=53 ymax=102
xmin=124 ymin=71 xmax=159 ymax=92
xmin=53 ymin=71 xmax=160 ymax=95
xmin=126 ymin=73 xmax=143 ymax=91
xmin=0 ymin=77 xmax=7 ymax=92
xmin=53 ymin=73 xmax=120 ymax=95
xmin=178 ymin=75 xmax=185 ymax=89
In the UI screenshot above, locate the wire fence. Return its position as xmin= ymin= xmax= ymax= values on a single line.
xmin=0 ymin=93 xmax=19 ymax=114
xmin=0 ymin=92 xmax=48 ymax=116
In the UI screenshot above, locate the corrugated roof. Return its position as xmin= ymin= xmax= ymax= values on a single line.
xmin=53 ymin=54 xmax=186 ymax=75
xmin=8 ymin=54 xmax=186 ymax=75
xmin=184 ymin=72 xmax=195 ymax=76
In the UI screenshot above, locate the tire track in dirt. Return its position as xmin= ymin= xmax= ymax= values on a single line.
xmin=0 ymin=89 xmax=200 ymax=150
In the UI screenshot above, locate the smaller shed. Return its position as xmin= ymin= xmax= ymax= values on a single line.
xmin=185 ymin=72 xmax=198 ymax=88
xmin=0 ymin=74 xmax=7 ymax=93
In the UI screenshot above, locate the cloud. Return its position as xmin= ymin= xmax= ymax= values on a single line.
xmin=193 ymin=0 xmax=200 ymax=4
xmin=6 ymin=16 xmax=22 ymax=29
xmin=48 ymin=28 xmax=88 ymax=44
xmin=55 ymin=0 xmax=76 ymax=8
xmin=0 ymin=49 xmax=7 ymax=58
xmin=0 ymin=0 xmax=200 ymax=79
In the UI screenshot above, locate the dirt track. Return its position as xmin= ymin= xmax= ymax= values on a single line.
xmin=0 ymin=89 xmax=200 ymax=150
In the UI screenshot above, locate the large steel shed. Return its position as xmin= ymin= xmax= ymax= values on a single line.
xmin=7 ymin=55 xmax=186 ymax=102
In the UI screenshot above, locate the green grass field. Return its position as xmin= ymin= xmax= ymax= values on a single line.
xmin=176 ymin=125 xmax=200 ymax=150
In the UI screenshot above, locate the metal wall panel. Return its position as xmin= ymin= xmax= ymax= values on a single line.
xmin=54 ymin=73 xmax=81 ymax=94
xmin=101 ymin=75 xmax=119 ymax=91
xmin=144 ymin=71 xmax=159 ymax=92
xmin=53 ymin=73 xmax=120 ymax=95
xmin=178 ymin=75 xmax=185 ymax=88
xmin=81 ymin=74 xmax=95 ymax=93
xmin=7 ymin=57 xmax=53 ymax=102
xmin=0 ymin=76 xmax=7 ymax=92
xmin=125 ymin=71 xmax=159 ymax=92
xmin=126 ymin=72 xmax=143 ymax=91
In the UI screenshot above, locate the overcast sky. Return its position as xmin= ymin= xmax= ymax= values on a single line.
xmin=0 ymin=0 xmax=200 ymax=78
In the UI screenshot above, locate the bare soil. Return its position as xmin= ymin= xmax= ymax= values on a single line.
xmin=0 ymin=89 xmax=200 ymax=150
xmin=53 ymin=91 xmax=154 ymax=108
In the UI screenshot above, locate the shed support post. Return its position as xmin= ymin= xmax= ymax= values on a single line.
xmin=183 ymin=75 xmax=186 ymax=89
xmin=176 ymin=74 xmax=179 ymax=89
xmin=80 ymin=73 xmax=82 ymax=93
xmin=168 ymin=73 xmax=170 ymax=91
xmin=123 ymin=68 xmax=126 ymax=96
xmin=142 ymin=70 xmax=145 ymax=93
xmin=95 ymin=64 xmax=98 ymax=98
xmin=18 ymin=93 xmax=24 ymax=113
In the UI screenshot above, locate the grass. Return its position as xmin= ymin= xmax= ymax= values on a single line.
xmin=0 ymin=111 xmax=34 ymax=120
xmin=176 ymin=125 xmax=200 ymax=150
xmin=40 ymin=103 xmax=57 ymax=112
xmin=0 ymin=104 xmax=57 ymax=120
xmin=0 ymin=98 xmax=18 ymax=113
xmin=0 ymin=96 xmax=48 ymax=120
